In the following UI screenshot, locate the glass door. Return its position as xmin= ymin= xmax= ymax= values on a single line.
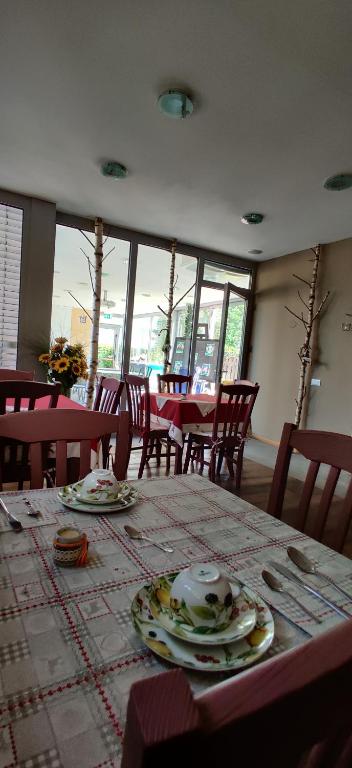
xmin=191 ymin=278 xmax=248 ymax=392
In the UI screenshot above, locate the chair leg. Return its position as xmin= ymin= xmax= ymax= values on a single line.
xmin=146 ymin=437 xmax=155 ymax=462
xmin=183 ymin=435 xmax=193 ymax=473
xmin=156 ymin=439 xmax=161 ymax=467
xmin=226 ymin=450 xmax=235 ymax=478
xmin=209 ymin=448 xmax=216 ymax=483
xmin=235 ymin=446 xmax=244 ymax=490
xmin=166 ymin=439 xmax=171 ymax=472
xmin=138 ymin=436 xmax=149 ymax=479
xmin=216 ymin=448 xmax=224 ymax=475
xmin=175 ymin=443 xmax=183 ymax=475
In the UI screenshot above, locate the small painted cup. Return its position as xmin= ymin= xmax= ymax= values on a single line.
xmin=53 ymin=527 xmax=88 ymax=567
xmin=170 ymin=563 xmax=234 ymax=630
xmin=78 ymin=469 xmax=120 ymax=502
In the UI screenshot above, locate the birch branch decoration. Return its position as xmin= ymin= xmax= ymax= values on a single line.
xmin=86 ymin=217 xmax=104 ymax=408
xmin=157 ymin=240 xmax=196 ymax=376
xmin=285 ymin=244 xmax=330 ymax=427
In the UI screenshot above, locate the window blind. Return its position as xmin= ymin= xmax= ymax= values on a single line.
xmin=0 ymin=203 xmax=23 ymax=367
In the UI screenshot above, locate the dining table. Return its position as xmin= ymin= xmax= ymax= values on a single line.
xmin=146 ymin=392 xmax=249 ymax=473
xmin=0 ymin=474 xmax=351 ymax=766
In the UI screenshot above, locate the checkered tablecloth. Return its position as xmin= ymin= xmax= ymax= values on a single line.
xmin=1 ymin=474 xmax=352 ymax=767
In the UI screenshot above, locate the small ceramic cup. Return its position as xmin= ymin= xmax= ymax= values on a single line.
xmin=53 ymin=527 xmax=88 ymax=567
xmin=78 ymin=469 xmax=120 ymax=502
xmin=170 ymin=563 xmax=234 ymax=630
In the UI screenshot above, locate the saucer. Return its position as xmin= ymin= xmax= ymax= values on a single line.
xmin=58 ymin=482 xmax=138 ymax=514
xmin=150 ymin=572 xmax=256 ymax=645
xmin=71 ymin=479 xmax=132 ymax=505
xmin=131 ymin=582 xmax=274 ymax=673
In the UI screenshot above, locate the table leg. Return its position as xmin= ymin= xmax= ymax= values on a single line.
xmin=175 ymin=443 xmax=183 ymax=474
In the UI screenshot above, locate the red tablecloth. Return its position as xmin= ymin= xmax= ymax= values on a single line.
xmin=6 ymin=394 xmax=86 ymax=411
xmin=147 ymin=393 xmax=248 ymax=446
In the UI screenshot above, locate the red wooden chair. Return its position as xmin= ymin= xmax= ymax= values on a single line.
xmin=267 ymin=422 xmax=352 ymax=552
xmin=122 ymin=619 xmax=352 ymax=768
xmin=93 ymin=376 xmax=125 ymax=468
xmin=0 ymin=381 xmax=61 ymax=488
xmin=0 ymin=409 xmax=130 ymax=488
xmin=157 ymin=373 xmax=193 ymax=394
xmin=183 ymin=382 xmax=259 ymax=488
xmin=0 ymin=368 xmax=34 ymax=380
xmin=125 ymin=374 xmax=172 ymax=478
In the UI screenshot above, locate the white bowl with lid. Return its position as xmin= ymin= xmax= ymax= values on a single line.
xmin=77 ymin=469 xmax=120 ymax=503
xmin=169 ymin=563 xmax=234 ymax=630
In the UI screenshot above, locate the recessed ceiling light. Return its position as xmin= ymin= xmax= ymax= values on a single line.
xmin=77 ymin=281 xmax=89 ymax=285
xmin=241 ymin=213 xmax=264 ymax=225
xmin=101 ymin=161 xmax=128 ymax=179
xmin=123 ymin=258 xmax=128 ymax=264
xmin=141 ymin=293 xmax=151 ymax=298
xmin=248 ymin=249 xmax=263 ymax=255
xmin=158 ymin=89 xmax=194 ymax=119
xmin=323 ymin=173 xmax=352 ymax=191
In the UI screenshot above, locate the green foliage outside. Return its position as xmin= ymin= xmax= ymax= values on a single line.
xmin=215 ymin=303 xmax=245 ymax=356
xmin=98 ymin=344 xmax=114 ymax=368
xmin=149 ymin=316 xmax=165 ymax=362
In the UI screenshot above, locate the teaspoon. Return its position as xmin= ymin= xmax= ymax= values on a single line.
xmin=124 ymin=525 xmax=174 ymax=553
xmin=262 ymin=569 xmax=322 ymax=624
xmin=287 ymin=546 xmax=352 ymax=602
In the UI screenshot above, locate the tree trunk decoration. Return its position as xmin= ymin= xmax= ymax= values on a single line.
xmin=285 ymin=244 xmax=329 ymax=427
xmin=157 ymin=240 xmax=196 ymax=376
xmin=86 ymin=217 xmax=103 ymax=408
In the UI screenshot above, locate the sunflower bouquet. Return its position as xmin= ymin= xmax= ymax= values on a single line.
xmin=38 ymin=337 xmax=89 ymax=395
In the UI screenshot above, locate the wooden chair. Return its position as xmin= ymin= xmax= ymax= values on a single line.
xmin=0 ymin=381 xmax=61 ymax=488
xmin=0 ymin=368 xmax=34 ymax=380
xmin=183 ymin=382 xmax=259 ymax=488
xmin=267 ymin=422 xmax=352 ymax=552
xmin=0 ymin=409 xmax=130 ymax=488
xmin=0 ymin=380 xmax=60 ymax=414
xmin=121 ymin=619 xmax=352 ymax=768
xmin=124 ymin=374 xmax=172 ymax=478
xmin=157 ymin=373 xmax=193 ymax=394
xmin=93 ymin=376 xmax=125 ymax=468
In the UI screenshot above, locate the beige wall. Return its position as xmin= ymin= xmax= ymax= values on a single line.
xmin=249 ymin=238 xmax=352 ymax=442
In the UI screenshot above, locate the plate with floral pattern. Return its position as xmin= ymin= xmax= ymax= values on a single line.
xmin=131 ymin=582 xmax=274 ymax=672
xmin=58 ymin=482 xmax=139 ymax=514
xmin=149 ymin=572 xmax=256 ymax=645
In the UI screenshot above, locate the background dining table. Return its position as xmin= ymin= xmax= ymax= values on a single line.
xmin=0 ymin=474 xmax=351 ymax=767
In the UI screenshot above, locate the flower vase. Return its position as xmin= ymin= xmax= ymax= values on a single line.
xmin=60 ymin=385 xmax=72 ymax=398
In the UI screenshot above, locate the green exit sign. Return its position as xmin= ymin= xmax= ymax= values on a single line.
xmin=103 ymin=313 xmax=111 ymax=320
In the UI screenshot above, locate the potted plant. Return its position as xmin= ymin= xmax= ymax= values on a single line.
xmin=38 ymin=337 xmax=88 ymax=397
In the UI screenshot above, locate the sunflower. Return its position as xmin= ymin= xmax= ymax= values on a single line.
xmin=54 ymin=336 xmax=68 ymax=345
xmin=71 ymin=356 xmax=81 ymax=365
xmin=55 ymin=356 xmax=70 ymax=372
xmin=51 ymin=344 xmax=62 ymax=353
xmin=50 ymin=361 xmax=57 ymax=371
xmin=38 ymin=353 xmax=51 ymax=364
xmin=72 ymin=363 xmax=81 ymax=376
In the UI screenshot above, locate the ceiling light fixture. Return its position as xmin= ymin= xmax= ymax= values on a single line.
xmin=101 ymin=161 xmax=128 ymax=180
xmin=241 ymin=213 xmax=264 ymax=225
xmin=248 ymin=249 xmax=263 ymax=255
xmin=158 ymin=89 xmax=194 ymax=119
xmin=323 ymin=173 xmax=352 ymax=191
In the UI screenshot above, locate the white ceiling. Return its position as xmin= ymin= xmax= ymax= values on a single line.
xmin=1 ymin=0 xmax=352 ymax=260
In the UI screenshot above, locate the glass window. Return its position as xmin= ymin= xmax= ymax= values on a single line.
xmin=0 ymin=203 xmax=23 ymax=367
xmin=130 ymin=245 xmax=197 ymax=390
xmin=203 ymin=262 xmax=250 ymax=289
xmin=51 ymin=225 xmax=129 ymax=389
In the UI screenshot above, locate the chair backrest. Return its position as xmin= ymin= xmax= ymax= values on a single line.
xmin=122 ymin=619 xmax=352 ymax=768
xmin=0 ymin=380 xmax=61 ymax=415
xmin=0 ymin=409 xmax=130 ymax=488
xmin=124 ymin=374 xmax=150 ymax=432
xmin=157 ymin=373 xmax=193 ymax=394
xmin=93 ymin=376 xmax=124 ymax=414
xmin=0 ymin=368 xmax=34 ymax=381
xmin=267 ymin=422 xmax=352 ymax=552
xmin=212 ymin=382 xmax=259 ymax=443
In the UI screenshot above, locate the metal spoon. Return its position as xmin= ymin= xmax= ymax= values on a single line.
xmin=22 ymin=498 xmax=41 ymax=517
xmin=262 ymin=569 xmax=322 ymax=624
xmin=287 ymin=546 xmax=352 ymax=602
xmin=0 ymin=498 xmax=23 ymax=532
xmin=124 ymin=524 xmax=174 ymax=553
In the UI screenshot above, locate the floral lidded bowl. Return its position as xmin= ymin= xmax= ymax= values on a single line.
xmin=169 ymin=563 xmax=234 ymax=631
xmin=77 ymin=469 xmax=120 ymax=503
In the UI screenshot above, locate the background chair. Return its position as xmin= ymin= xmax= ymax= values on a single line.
xmin=0 ymin=381 xmax=61 ymax=488
xmin=93 ymin=376 xmax=125 ymax=468
xmin=0 ymin=368 xmax=34 ymax=381
xmin=157 ymin=373 xmax=192 ymax=394
xmin=125 ymin=373 xmax=172 ymax=478
xmin=0 ymin=409 xmax=130 ymax=488
xmin=267 ymin=422 xmax=352 ymax=552
xmin=122 ymin=619 xmax=352 ymax=768
xmin=183 ymin=382 xmax=259 ymax=488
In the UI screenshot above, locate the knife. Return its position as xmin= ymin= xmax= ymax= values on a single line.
xmin=0 ymin=498 xmax=23 ymax=532
xmin=269 ymin=560 xmax=351 ymax=620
